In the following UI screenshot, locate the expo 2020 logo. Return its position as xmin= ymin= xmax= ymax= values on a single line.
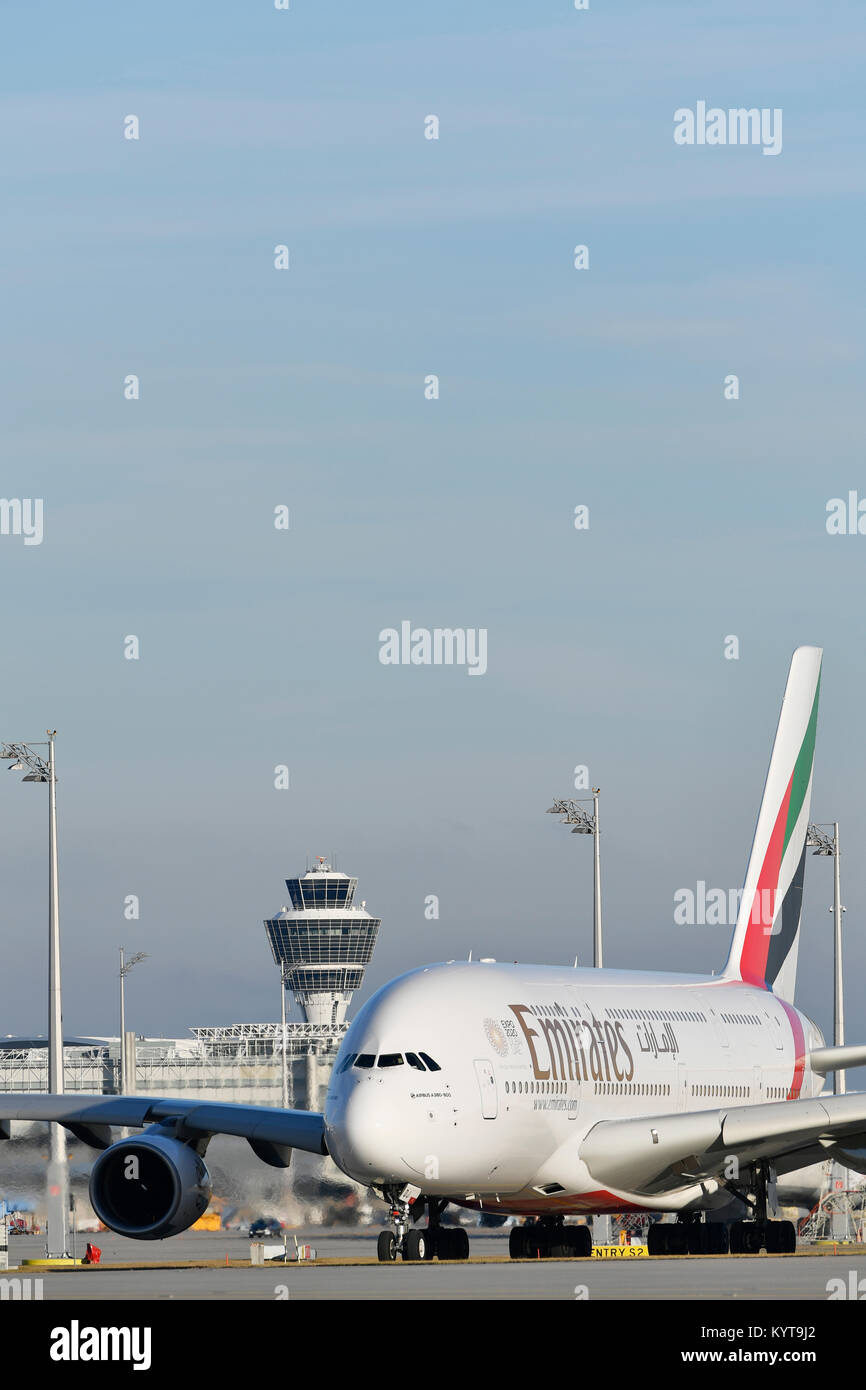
xmin=483 ymin=1018 xmax=509 ymax=1058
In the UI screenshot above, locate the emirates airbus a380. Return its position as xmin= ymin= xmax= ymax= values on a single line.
xmin=3 ymin=646 xmax=866 ymax=1261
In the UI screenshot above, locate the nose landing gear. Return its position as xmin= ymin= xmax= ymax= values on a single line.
xmin=376 ymin=1192 xmax=471 ymax=1262
xmin=377 ymin=1191 xmax=413 ymax=1262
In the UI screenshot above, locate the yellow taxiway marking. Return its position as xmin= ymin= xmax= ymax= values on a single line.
xmin=8 ymin=1246 xmax=864 ymax=1273
xmin=20 ymin=1258 xmax=82 ymax=1268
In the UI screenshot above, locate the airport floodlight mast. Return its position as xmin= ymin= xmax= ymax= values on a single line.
xmin=119 ymin=948 xmax=148 ymax=1095
xmin=0 ymin=732 xmax=68 ymax=1257
xmin=547 ymin=790 xmax=603 ymax=968
xmin=806 ymin=822 xmax=846 ymax=1096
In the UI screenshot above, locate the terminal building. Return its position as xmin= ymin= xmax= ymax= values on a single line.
xmin=0 ymin=857 xmax=380 ymax=1114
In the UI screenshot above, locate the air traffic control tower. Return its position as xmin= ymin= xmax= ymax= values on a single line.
xmin=264 ymin=858 xmax=381 ymax=1027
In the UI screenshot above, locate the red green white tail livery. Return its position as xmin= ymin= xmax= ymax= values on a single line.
xmin=723 ymin=645 xmax=822 ymax=1002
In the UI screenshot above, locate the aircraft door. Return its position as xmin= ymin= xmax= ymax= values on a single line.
xmin=676 ymin=1062 xmax=689 ymax=1113
xmin=708 ymin=1008 xmax=730 ymax=1051
xmin=763 ymin=1009 xmax=785 ymax=1051
xmin=474 ymin=1059 xmax=498 ymax=1119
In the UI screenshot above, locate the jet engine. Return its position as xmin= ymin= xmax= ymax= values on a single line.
xmin=828 ymin=1140 xmax=866 ymax=1176
xmin=89 ymin=1131 xmax=212 ymax=1240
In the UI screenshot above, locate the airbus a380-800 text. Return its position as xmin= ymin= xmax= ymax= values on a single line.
xmin=3 ymin=645 xmax=866 ymax=1262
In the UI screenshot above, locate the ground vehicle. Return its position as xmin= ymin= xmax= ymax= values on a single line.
xmin=249 ymin=1217 xmax=282 ymax=1238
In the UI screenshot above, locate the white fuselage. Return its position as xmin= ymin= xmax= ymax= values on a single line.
xmin=324 ymin=961 xmax=825 ymax=1216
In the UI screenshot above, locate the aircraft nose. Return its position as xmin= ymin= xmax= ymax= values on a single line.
xmin=326 ymin=1080 xmax=403 ymax=1183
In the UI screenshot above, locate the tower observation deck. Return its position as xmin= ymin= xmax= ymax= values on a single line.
xmin=264 ymin=858 xmax=381 ymax=1027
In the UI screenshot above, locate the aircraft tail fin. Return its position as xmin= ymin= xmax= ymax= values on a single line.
xmin=722 ymin=646 xmax=822 ymax=1002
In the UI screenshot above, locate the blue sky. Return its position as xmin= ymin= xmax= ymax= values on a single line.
xmin=0 ymin=0 xmax=864 ymax=1044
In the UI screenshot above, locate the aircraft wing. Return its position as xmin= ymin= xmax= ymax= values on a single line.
xmin=580 ymin=1091 xmax=866 ymax=1196
xmin=0 ymin=1093 xmax=327 ymax=1165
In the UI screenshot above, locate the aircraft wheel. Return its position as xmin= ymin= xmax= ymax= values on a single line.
xmin=668 ymin=1224 xmax=689 ymax=1255
xmin=509 ymin=1226 xmax=527 ymax=1259
xmin=764 ymin=1220 xmax=795 ymax=1254
xmin=403 ymin=1229 xmax=426 ymax=1262
xmin=687 ymin=1223 xmax=708 ymax=1255
xmin=453 ymin=1228 xmax=470 ymax=1260
xmin=707 ymin=1223 xmax=729 ymax=1255
xmin=574 ymin=1226 xmax=592 ymax=1257
xmin=733 ymin=1223 xmax=761 ymax=1256
xmin=524 ymin=1227 xmax=546 ymax=1259
xmin=564 ymin=1226 xmax=591 ymax=1257
xmin=377 ymin=1231 xmax=397 ymax=1262
xmin=647 ymin=1223 xmax=667 ymax=1256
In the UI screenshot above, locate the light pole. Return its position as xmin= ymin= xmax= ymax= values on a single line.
xmin=547 ymin=790 xmax=603 ymax=967
xmin=280 ymin=963 xmax=290 ymax=1109
xmin=119 ymin=949 xmax=148 ymax=1095
xmin=0 ymin=732 xmax=67 ymax=1256
xmin=806 ymin=822 xmax=846 ymax=1095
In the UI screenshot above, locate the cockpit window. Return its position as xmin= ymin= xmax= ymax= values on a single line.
xmin=354 ymin=1054 xmax=375 ymax=1069
xmin=338 ymin=1053 xmax=357 ymax=1073
xmin=419 ymin=1052 xmax=441 ymax=1072
xmin=405 ymin=1052 xmax=426 ymax=1071
xmin=377 ymin=1053 xmax=404 ymax=1068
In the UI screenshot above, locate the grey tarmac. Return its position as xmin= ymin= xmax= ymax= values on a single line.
xmin=9 ymin=1229 xmax=865 ymax=1300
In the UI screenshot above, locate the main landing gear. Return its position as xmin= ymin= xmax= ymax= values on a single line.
xmin=647 ymin=1162 xmax=797 ymax=1256
xmin=647 ymin=1216 xmax=729 ymax=1255
xmin=377 ymin=1193 xmax=471 ymax=1262
xmin=509 ymin=1219 xmax=592 ymax=1259
xmin=726 ymin=1160 xmax=796 ymax=1254
xmin=728 ymin=1219 xmax=795 ymax=1254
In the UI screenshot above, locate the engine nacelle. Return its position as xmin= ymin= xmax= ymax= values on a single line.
xmin=829 ymin=1142 xmax=866 ymax=1176
xmin=89 ymin=1132 xmax=212 ymax=1240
